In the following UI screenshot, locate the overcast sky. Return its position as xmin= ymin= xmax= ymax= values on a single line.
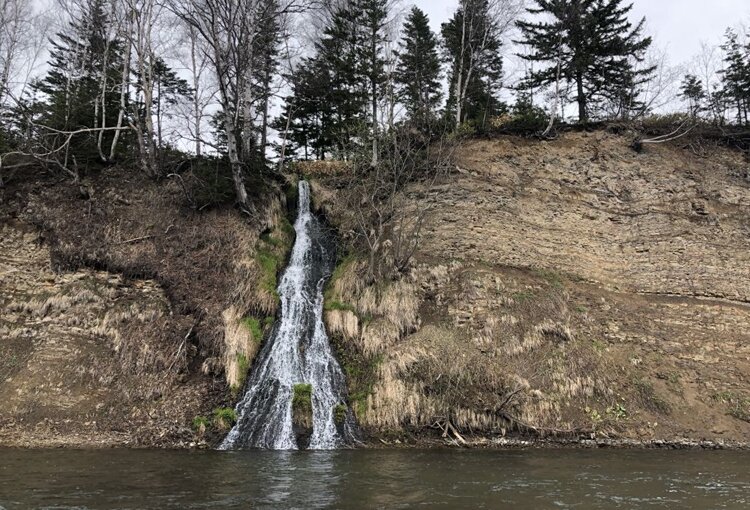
xmin=414 ymin=0 xmax=750 ymax=67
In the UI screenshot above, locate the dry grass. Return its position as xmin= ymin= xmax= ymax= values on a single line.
xmin=19 ymin=166 xmax=292 ymax=391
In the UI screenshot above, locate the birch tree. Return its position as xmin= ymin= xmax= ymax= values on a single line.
xmin=443 ymin=0 xmax=522 ymax=129
xmin=169 ymin=0 xmax=309 ymax=212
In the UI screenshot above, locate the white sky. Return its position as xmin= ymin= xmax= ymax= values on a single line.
xmin=415 ymin=0 xmax=750 ymax=66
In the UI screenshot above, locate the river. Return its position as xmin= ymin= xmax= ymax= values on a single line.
xmin=1 ymin=448 xmax=748 ymax=509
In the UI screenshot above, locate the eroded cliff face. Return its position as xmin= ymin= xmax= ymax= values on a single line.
xmin=0 ymin=169 xmax=292 ymax=447
xmin=318 ymin=131 xmax=750 ymax=444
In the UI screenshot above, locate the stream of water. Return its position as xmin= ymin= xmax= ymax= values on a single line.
xmin=220 ymin=180 xmax=355 ymax=450
xmin=1 ymin=449 xmax=748 ymax=509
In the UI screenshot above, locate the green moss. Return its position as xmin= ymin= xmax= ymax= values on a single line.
xmin=241 ymin=317 xmax=263 ymax=343
xmin=280 ymin=216 xmax=295 ymax=237
xmin=339 ymin=352 xmax=383 ymax=419
xmin=264 ymin=316 xmax=275 ymax=327
xmin=285 ymin=182 xmax=298 ymax=210
xmin=334 ymin=403 xmax=348 ymax=424
xmin=212 ymin=407 xmax=237 ymax=429
xmin=292 ymin=383 xmax=313 ymax=413
xmin=257 ymin=248 xmax=281 ymax=299
xmin=260 ymin=231 xmax=282 ymax=247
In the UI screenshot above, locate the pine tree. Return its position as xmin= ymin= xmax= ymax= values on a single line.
xmin=395 ymin=7 xmax=442 ymax=127
xmin=442 ymin=0 xmax=505 ymax=130
xmin=516 ymin=0 xmax=653 ymax=123
xmin=32 ymin=0 xmax=124 ymax=168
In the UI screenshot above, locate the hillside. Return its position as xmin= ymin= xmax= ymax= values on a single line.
xmin=318 ymin=130 xmax=750 ymax=445
xmin=0 ymin=169 xmax=292 ymax=447
xmin=1 ymin=130 xmax=749 ymax=447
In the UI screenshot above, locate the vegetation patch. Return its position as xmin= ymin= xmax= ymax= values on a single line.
xmin=257 ymin=248 xmax=281 ymax=299
xmin=334 ymin=403 xmax=348 ymax=424
xmin=324 ymin=300 xmax=357 ymax=313
xmin=292 ymin=383 xmax=314 ymax=430
xmin=713 ymin=391 xmax=750 ymax=422
xmin=241 ymin=317 xmax=263 ymax=344
xmin=533 ymin=268 xmax=564 ymax=289
xmin=292 ymin=383 xmax=313 ymax=412
xmin=512 ymin=290 xmax=535 ymax=304
xmin=212 ymin=407 xmax=238 ymax=430
xmin=191 ymin=416 xmax=210 ymax=434
xmin=324 ymin=254 xmax=357 ymax=301
xmin=634 ymin=378 xmax=672 ymax=414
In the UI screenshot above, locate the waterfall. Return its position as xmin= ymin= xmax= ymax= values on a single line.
xmin=220 ymin=181 xmax=355 ymax=450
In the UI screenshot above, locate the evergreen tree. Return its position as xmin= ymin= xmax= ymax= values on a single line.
xmin=317 ymin=2 xmax=369 ymax=158
xmin=273 ymin=57 xmax=335 ymax=160
xmin=516 ymin=0 xmax=654 ymax=123
xmin=719 ymin=29 xmax=750 ymax=125
xmin=442 ymin=0 xmax=505 ymax=129
xmin=32 ymin=0 xmax=124 ymax=167
xmin=253 ymin=0 xmax=284 ymax=161
xmin=395 ymin=7 xmax=442 ymax=127
xmin=151 ymin=57 xmax=191 ymax=151
xmin=358 ymin=0 xmax=390 ymax=165
xmin=680 ymin=74 xmax=705 ymax=118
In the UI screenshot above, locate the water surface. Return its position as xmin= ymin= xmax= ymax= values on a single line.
xmin=1 ymin=448 xmax=749 ymax=509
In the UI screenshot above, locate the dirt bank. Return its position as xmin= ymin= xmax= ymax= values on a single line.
xmin=316 ymin=130 xmax=750 ymax=445
xmin=0 ymin=167 xmax=292 ymax=447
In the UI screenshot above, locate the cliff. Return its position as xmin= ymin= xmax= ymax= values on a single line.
xmin=0 ymin=168 xmax=292 ymax=447
xmin=318 ymin=130 xmax=750 ymax=445
xmin=2 ymin=129 xmax=749 ymax=448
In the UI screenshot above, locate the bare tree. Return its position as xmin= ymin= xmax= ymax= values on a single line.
xmin=0 ymin=0 xmax=48 ymax=107
xmin=336 ymin=124 xmax=454 ymax=281
xmin=168 ymin=0 xmax=310 ymax=212
xmin=121 ymin=0 xmax=160 ymax=177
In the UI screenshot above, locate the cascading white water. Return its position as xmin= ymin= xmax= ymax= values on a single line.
xmin=220 ymin=181 xmax=355 ymax=450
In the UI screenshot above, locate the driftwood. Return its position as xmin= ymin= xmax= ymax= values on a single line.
xmin=433 ymin=418 xmax=467 ymax=446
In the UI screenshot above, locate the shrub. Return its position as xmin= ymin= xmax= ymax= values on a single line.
xmin=191 ymin=416 xmax=210 ymax=434
xmin=292 ymin=383 xmax=313 ymax=412
xmin=212 ymin=407 xmax=238 ymax=430
xmin=334 ymin=403 xmax=348 ymax=424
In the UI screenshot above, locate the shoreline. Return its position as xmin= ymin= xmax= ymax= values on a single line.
xmin=1 ymin=435 xmax=749 ymax=451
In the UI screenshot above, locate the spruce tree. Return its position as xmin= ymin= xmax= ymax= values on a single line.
xmin=253 ymin=0 xmax=283 ymax=161
xmin=442 ymin=0 xmax=505 ymax=129
xmin=151 ymin=58 xmax=191 ymax=152
xmin=32 ymin=0 xmax=124 ymax=167
xmin=516 ymin=0 xmax=653 ymax=123
xmin=316 ymin=3 xmax=368 ymax=158
xmin=395 ymin=7 xmax=442 ymax=127
xmin=358 ymin=0 xmax=390 ymax=165
xmin=719 ymin=29 xmax=750 ymax=125
xmin=680 ymin=74 xmax=705 ymax=118
xmin=273 ymin=57 xmax=335 ymax=160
